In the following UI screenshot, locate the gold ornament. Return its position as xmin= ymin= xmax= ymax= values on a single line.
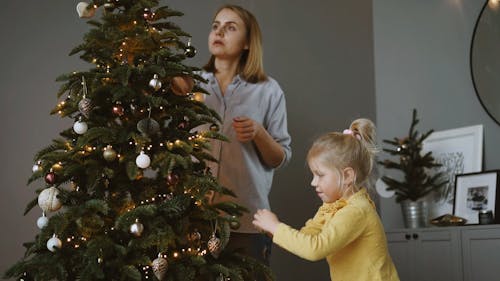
xmin=103 ymin=145 xmax=117 ymax=162
xmin=170 ymin=76 xmax=194 ymax=96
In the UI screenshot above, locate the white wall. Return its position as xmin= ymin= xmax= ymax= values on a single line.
xmin=373 ymin=0 xmax=500 ymax=228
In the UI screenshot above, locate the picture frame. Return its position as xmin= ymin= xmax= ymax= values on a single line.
xmin=453 ymin=170 xmax=500 ymax=224
xmin=422 ymin=125 xmax=483 ymax=218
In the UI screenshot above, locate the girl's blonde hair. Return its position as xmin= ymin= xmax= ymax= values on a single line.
xmin=307 ymin=118 xmax=378 ymax=193
xmin=203 ymin=5 xmax=267 ymax=83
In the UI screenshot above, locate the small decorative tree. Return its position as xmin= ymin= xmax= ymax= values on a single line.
xmin=378 ymin=109 xmax=448 ymax=203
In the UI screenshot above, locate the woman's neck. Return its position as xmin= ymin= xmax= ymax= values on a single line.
xmin=214 ymin=58 xmax=240 ymax=95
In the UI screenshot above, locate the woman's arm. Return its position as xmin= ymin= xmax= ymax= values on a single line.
xmin=232 ymin=117 xmax=285 ymax=168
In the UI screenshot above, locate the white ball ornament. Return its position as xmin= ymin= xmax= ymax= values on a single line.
xmin=130 ymin=219 xmax=144 ymax=237
xmin=37 ymin=213 xmax=49 ymax=229
xmin=76 ymin=2 xmax=96 ymax=18
xmin=38 ymin=186 xmax=62 ymax=213
xmin=73 ymin=120 xmax=88 ymax=134
xmin=135 ymin=151 xmax=151 ymax=169
xmin=47 ymin=234 xmax=62 ymax=252
xmin=149 ymin=74 xmax=162 ymax=91
xmin=32 ymin=161 xmax=42 ymax=173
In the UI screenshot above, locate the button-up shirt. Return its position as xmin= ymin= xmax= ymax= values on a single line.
xmin=198 ymin=71 xmax=292 ymax=233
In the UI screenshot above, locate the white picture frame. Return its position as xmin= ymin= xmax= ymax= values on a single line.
xmin=422 ymin=125 xmax=483 ymax=218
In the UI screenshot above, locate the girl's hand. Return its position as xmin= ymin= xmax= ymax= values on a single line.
xmin=253 ymin=209 xmax=280 ymax=235
xmin=232 ymin=116 xmax=262 ymax=142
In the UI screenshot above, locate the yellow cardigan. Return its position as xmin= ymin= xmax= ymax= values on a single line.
xmin=273 ymin=188 xmax=399 ymax=281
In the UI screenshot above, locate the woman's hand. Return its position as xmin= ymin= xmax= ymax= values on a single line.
xmin=232 ymin=116 xmax=262 ymax=142
xmin=253 ymin=209 xmax=280 ymax=235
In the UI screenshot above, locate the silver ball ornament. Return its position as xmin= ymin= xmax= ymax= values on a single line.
xmin=47 ymin=234 xmax=62 ymax=252
xmin=207 ymin=234 xmax=222 ymax=258
xmin=149 ymin=74 xmax=162 ymax=91
xmin=38 ymin=186 xmax=62 ymax=213
xmin=152 ymin=253 xmax=168 ymax=280
xmin=73 ymin=120 xmax=88 ymax=134
xmin=78 ymin=97 xmax=93 ymax=118
xmin=137 ymin=118 xmax=160 ymax=136
xmin=37 ymin=214 xmax=49 ymax=229
xmin=130 ymin=219 xmax=144 ymax=237
xmin=135 ymin=151 xmax=151 ymax=169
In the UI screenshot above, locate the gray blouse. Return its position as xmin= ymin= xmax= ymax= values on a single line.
xmin=198 ymin=71 xmax=292 ymax=233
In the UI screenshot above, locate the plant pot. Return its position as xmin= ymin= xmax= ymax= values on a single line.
xmin=401 ymin=200 xmax=428 ymax=228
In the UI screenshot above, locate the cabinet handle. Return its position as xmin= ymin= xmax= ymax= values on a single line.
xmin=405 ymin=234 xmax=411 ymax=240
xmin=412 ymin=233 xmax=419 ymax=240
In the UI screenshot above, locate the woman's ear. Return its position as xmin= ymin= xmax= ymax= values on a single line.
xmin=342 ymin=167 xmax=356 ymax=187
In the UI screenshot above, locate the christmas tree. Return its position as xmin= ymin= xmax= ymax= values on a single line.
xmin=4 ymin=1 xmax=272 ymax=280
xmin=378 ymin=109 xmax=448 ymax=203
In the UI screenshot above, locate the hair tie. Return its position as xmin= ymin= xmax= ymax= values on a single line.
xmin=343 ymin=129 xmax=362 ymax=140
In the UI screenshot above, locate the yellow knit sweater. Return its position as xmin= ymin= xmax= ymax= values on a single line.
xmin=273 ymin=188 xmax=399 ymax=281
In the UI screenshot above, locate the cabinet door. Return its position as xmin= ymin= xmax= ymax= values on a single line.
xmin=414 ymin=229 xmax=462 ymax=281
xmin=461 ymin=227 xmax=500 ymax=281
xmin=386 ymin=231 xmax=415 ymax=281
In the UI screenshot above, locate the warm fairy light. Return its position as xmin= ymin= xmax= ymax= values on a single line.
xmin=122 ymin=41 xmax=126 ymax=46
xmin=133 ymin=20 xmax=137 ymax=24
xmin=173 ymin=252 xmax=179 ymax=258
xmin=159 ymin=106 xmax=163 ymax=110
xmin=92 ymin=58 xmax=97 ymax=63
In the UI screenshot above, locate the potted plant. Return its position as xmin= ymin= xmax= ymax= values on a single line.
xmin=379 ymin=109 xmax=448 ymax=228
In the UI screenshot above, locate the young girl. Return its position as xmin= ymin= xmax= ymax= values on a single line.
xmin=253 ymin=119 xmax=399 ymax=281
xmin=198 ymin=4 xmax=292 ymax=268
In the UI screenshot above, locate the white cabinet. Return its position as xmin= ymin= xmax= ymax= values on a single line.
xmin=387 ymin=225 xmax=500 ymax=281
xmin=386 ymin=228 xmax=461 ymax=281
xmin=461 ymin=227 xmax=500 ymax=281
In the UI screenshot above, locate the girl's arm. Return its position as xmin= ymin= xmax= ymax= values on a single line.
xmin=272 ymin=206 xmax=367 ymax=261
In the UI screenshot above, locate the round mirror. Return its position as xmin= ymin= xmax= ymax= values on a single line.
xmin=471 ymin=0 xmax=500 ymax=126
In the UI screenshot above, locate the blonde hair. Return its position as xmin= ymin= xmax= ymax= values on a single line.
xmin=203 ymin=5 xmax=267 ymax=83
xmin=307 ymin=119 xmax=378 ymax=193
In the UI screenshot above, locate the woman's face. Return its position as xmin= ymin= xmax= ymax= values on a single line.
xmin=308 ymin=158 xmax=343 ymax=203
xmin=208 ymin=8 xmax=248 ymax=60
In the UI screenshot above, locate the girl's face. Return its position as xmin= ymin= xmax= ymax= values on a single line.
xmin=308 ymin=158 xmax=343 ymax=203
xmin=208 ymin=8 xmax=249 ymax=60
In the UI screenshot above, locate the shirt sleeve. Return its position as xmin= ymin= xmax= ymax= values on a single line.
xmin=264 ymin=85 xmax=292 ymax=169
xmin=273 ymin=205 xmax=367 ymax=261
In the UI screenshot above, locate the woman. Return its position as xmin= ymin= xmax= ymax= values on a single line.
xmin=198 ymin=4 xmax=292 ymax=269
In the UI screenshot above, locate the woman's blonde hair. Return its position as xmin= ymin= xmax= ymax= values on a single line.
xmin=203 ymin=4 xmax=267 ymax=83
xmin=307 ymin=119 xmax=378 ymax=193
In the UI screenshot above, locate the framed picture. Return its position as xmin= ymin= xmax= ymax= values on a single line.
xmin=453 ymin=170 xmax=500 ymax=224
xmin=422 ymin=125 xmax=483 ymax=218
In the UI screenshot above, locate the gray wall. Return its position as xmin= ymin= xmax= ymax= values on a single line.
xmin=0 ymin=1 xmax=375 ymax=280
xmin=374 ymin=0 xmax=500 ymax=229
